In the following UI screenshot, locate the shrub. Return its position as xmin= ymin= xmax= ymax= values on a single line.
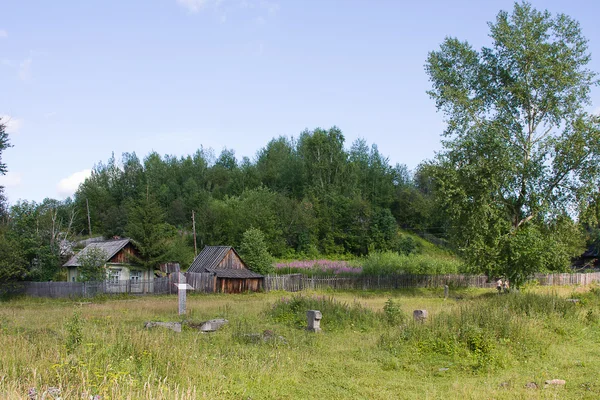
xmin=383 ymin=298 xmax=407 ymax=326
xmin=77 ymin=247 xmax=108 ymax=282
xmin=65 ymin=309 xmax=83 ymax=354
xmin=394 ymin=235 xmax=419 ymax=256
xmin=239 ymin=228 xmax=275 ymax=275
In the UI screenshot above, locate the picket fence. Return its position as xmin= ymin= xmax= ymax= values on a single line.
xmin=2 ymin=271 xmax=599 ymax=298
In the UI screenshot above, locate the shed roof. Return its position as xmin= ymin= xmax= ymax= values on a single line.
xmin=63 ymin=238 xmax=133 ymax=267
xmin=188 ymin=246 xmax=263 ymax=278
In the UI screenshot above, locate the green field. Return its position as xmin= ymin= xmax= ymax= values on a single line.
xmin=1 ymin=286 xmax=600 ymax=399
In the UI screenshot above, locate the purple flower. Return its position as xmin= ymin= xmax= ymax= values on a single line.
xmin=275 ymin=260 xmax=361 ymax=275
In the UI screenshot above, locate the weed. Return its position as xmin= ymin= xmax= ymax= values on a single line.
xmin=383 ymin=298 xmax=407 ymax=326
xmin=65 ymin=309 xmax=83 ymax=354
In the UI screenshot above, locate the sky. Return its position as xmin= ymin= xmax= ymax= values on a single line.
xmin=1 ymin=0 xmax=599 ymax=203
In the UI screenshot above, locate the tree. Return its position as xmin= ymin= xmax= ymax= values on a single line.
xmin=425 ymin=2 xmax=600 ymax=287
xmin=239 ymin=228 xmax=274 ymax=275
xmin=0 ymin=118 xmax=12 ymax=218
xmin=126 ymin=195 xmax=174 ymax=270
xmin=77 ymin=247 xmax=108 ymax=282
xmin=0 ymin=226 xmax=26 ymax=282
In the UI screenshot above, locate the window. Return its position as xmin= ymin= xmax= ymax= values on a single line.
xmin=108 ymin=269 xmax=121 ymax=283
xmin=130 ymin=271 xmax=142 ymax=283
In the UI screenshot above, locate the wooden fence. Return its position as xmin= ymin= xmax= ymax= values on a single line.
xmin=0 ymin=272 xmax=216 ymax=298
xmin=263 ymin=272 xmax=600 ymax=292
xmin=2 ymin=271 xmax=600 ymax=298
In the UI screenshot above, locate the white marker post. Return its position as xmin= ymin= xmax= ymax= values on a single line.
xmin=174 ymin=273 xmax=194 ymax=315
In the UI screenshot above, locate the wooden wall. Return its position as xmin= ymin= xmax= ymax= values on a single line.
xmin=109 ymin=243 xmax=139 ymax=264
xmin=216 ymin=250 xmax=246 ymax=270
xmin=217 ymin=278 xmax=262 ymax=293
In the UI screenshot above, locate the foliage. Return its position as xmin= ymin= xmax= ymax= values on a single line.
xmin=394 ymin=234 xmax=419 ymax=256
xmin=65 ymin=309 xmax=83 ymax=354
xmin=0 ymin=118 xmax=12 ymax=218
xmin=239 ymin=228 xmax=274 ymax=275
xmin=425 ymin=2 xmax=599 ymax=286
xmin=383 ymin=298 xmax=407 ymax=326
xmin=67 ymin=127 xmax=449 ymax=262
xmin=361 ymin=251 xmax=463 ymax=275
xmin=379 ymin=291 xmax=578 ymax=371
xmin=76 ymin=247 xmax=108 ymax=282
xmin=126 ymin=195 xmax=175 ymax=270
xmin=0 ymin=227 xmax=26 ymax=282
xmin=4 ymin=200 xmax=71 ymax=281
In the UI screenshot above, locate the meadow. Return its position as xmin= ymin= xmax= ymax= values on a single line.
xmin=1 ymin=286 xmax=600 ymax=399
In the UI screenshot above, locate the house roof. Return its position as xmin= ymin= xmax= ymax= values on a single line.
xmin=63 ymin=238 xmax=133 ymax=267
xmin=188 ymin=246 xmax=263 ymax=278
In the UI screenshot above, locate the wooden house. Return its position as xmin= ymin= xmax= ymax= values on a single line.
xmin=188 ymin=246 xmax=264 ymax=293
xmin=63 ymin=238 xmax=153 ymax=293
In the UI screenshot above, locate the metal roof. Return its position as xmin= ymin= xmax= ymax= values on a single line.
xmin=63 ymin=238 xmax=132 ymax=267
xmin=188 ymin=246 xmax=263 ymax=278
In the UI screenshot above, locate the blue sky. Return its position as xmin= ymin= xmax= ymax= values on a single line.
xmin=1 ymin=0 xmax=599 ymax=203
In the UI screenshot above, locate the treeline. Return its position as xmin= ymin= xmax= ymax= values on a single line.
xmin=75 ymin=127 xmax=447 ymax=257
xmin=0 ymin=127 xmax=451 ymax=281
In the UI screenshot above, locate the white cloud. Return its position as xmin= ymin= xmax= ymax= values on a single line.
xmin=0 ymin=172 xmax=22 ymax=189
xmin=44 ymin=111 xmax=57 ymax=118
xmin=57 ymin=169 xmax=92 ymax=198
xmin=0 ymin=30 xmax=7 ymax=38
xmin=259 ymin=0 xmax=279 ymax=15
xmin=176 ymin=0 xmax=210 ymax=13
xmin=18 ymin=57 xmax=32 ymax=82
xmin=0 ymin=115 xmax=23 ymax=135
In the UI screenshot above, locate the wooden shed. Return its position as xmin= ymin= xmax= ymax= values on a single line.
xmin=188 ymin=246 xmax=264 ymax=293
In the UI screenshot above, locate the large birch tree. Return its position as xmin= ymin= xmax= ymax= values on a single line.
xmin=426 ymin=2 xmax=600 ymax=286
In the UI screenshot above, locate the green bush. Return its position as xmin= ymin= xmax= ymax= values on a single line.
xmin=383 ymin=298 xmax=407 ymax=326
xmin=239 ymin=228 xmax=275 ymax=275
xmin=394 ymin=235 xmax=419 ymax=256
xmin=65 ymin=309 xmax=83 ymax=354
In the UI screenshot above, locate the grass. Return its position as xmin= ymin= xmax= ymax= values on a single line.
xmin=1 ymin=287 xmax=600 ymax=399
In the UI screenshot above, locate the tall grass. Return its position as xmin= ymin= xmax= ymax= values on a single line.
xmin=362 ymin=251 xmax=463 ymax=275
xmin=379 ymin=292 xmax=582 ymax=371
xmin=1 ymin=289 xmax=600 ymax=398
xmin=268 ymin=294 xmax=381 ymax=331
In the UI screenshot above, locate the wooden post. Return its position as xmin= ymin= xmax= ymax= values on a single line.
xmin=175 ymin=273 xmax=194 ymax=315
xmin=86 ymin=198 xmax=92 ymax=236
xmin=192 ymin=210 xmax=197 ymax=257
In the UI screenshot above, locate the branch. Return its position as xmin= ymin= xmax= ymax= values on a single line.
xmin=515 ymin=215 xmax=534 ymax=230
